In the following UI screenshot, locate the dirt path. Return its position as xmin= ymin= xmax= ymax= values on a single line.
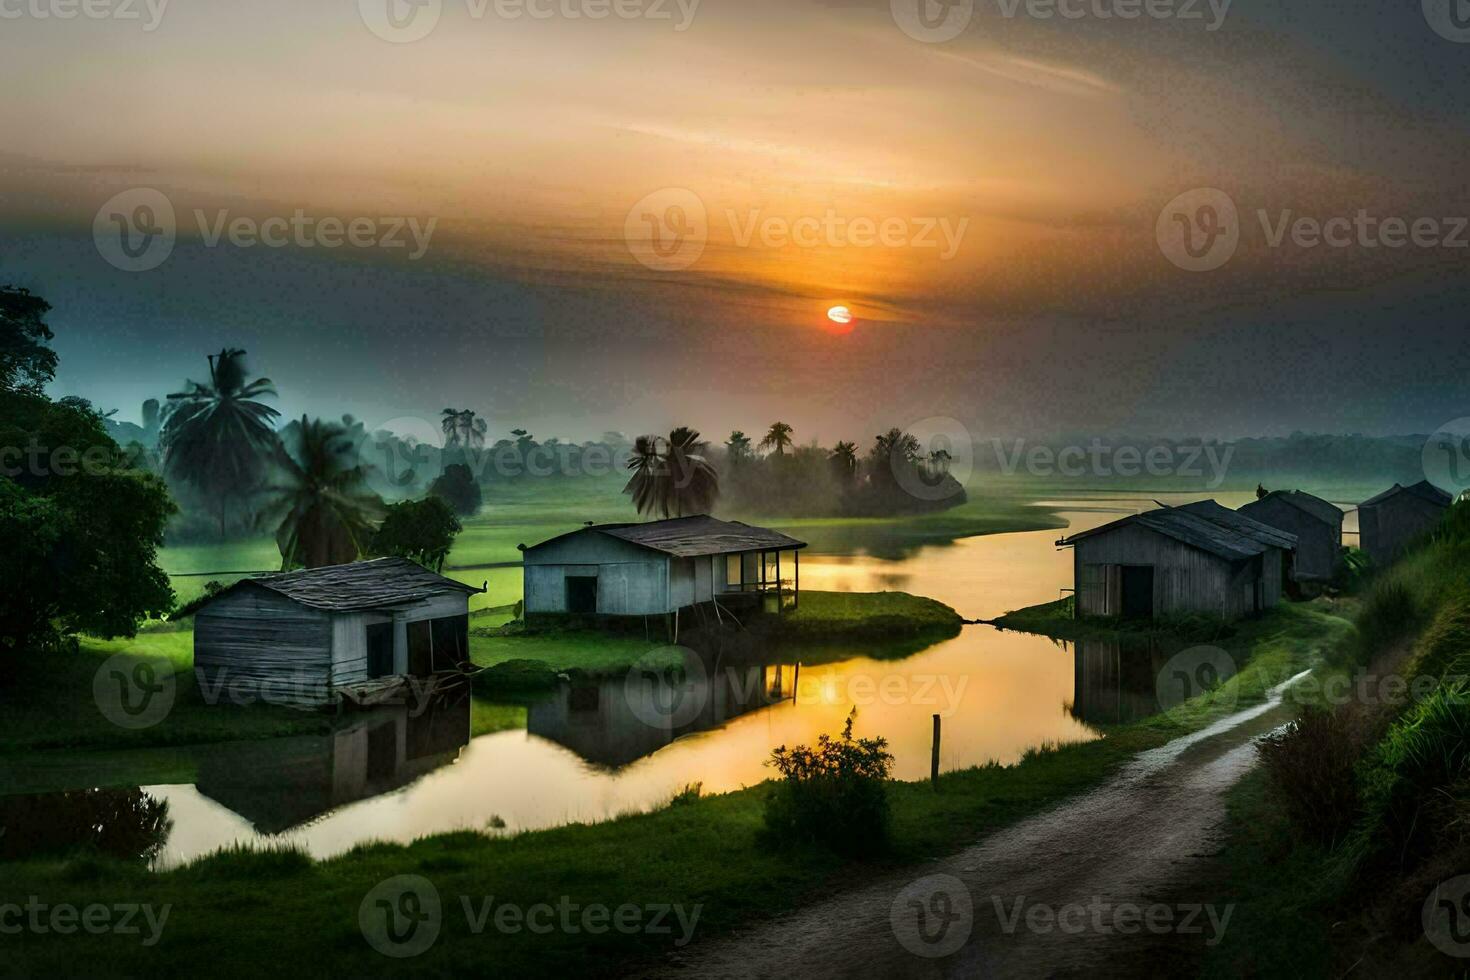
xmin=653 ymin=671 xmax=1309 ymax=979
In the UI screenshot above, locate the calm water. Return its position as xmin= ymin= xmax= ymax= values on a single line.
xmin=5 ymin=492 xmax=1267 ymax=868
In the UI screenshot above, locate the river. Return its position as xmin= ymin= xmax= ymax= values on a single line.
xmin=6 ymin=491 xmax=1266 ymax=868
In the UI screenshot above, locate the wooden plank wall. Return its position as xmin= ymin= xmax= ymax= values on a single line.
xmin=195 ymin=585 xmax=334 ymax=707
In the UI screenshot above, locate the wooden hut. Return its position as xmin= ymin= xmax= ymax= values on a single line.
xmin=194 ymin=558 xmax=483 ymax=708
xmin=519 ymin=515 xmax=806 ymax=624
xmin=1060 ymin=502 xmax=1294 ymax=621
xmin=1239 ymin=490 xmax=1344 ymax=583
xmin=1358 ymin=481 xmax=1452 ymax=566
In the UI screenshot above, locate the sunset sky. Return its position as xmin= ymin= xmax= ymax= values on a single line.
xmin=3 ymin=0 xmax=1468 ymax=442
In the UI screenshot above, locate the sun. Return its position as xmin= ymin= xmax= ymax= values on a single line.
xmin=827 ymin=305 xmax=853 ymax=325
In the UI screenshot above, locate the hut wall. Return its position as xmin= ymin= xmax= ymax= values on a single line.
xmin=523 ymin=531 xmax=671 ymax=615
xmin=1361 ymin=495 xmax=1447 ymax=566
xmin=669 ymin=558 xmax=695 ymax=609
xmin=1073 ymin=524 xmax=1236 ymax=618
xmin=195 ymin=584 xmax=334 ymax=707
xmin=1240 ymin=497 xmax=1341 ymax=582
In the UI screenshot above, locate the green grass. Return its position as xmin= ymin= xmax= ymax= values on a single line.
xmin=155 ymin=478 xmax=1066 ymax=611
xmin=761 ymin=590 xmax=964 ymax=641
xmin=0 ymin=599 xmax=1350 ymax=979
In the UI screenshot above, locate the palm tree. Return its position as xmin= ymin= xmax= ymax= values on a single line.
xmin=760 ymin=421 xmax=794 ymax=457
xmin=831 ymin=441 xmax=859 ymax=482
xmin=260 ymin=416 xmax=384 ymax=569
xmin=624 ymin=427 xmax=720 ymax=518
xmin=161 ymin=349 xmax=281 ymax=538
xmin=873 ymin=428 xmax=921 ymax=464
xmin=440 ymin=408 xmax=488 ymax=452
xmin=927 ymin=448 xmax=953 ymax=476
xmin=726 ymin=430 xmax=753 ymax=465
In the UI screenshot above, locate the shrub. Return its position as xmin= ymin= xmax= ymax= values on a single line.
xmin=1330 ymin=547 xmax=1372 ymax=594
xmin=1259 ymin=707 xmax=1364 ymax=847
xmin=763 ymin=713 xmax=894 ymax=857
xmin=1351 ymin=580 xmax=1419 ymax=665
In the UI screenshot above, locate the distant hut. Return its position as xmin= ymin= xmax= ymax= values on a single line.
xmin=1358 ymin=481 xmax=1452 ymax=566
xmin=1239 ymin=490 xmax=1344 ymax=583
xmin=1060 ymin=502 xmax=1294 ymax=620
xmin=519 ymin=515 xmax=807 ymax=625
xmin=194 ymin=558 xmax=484 ymax=709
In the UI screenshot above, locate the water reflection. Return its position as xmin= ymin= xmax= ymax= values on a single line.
xmin=529 ymin=662 xmax=798 ymax=769
xmin=0 ymin=787 xmax=171 ymax=863
xmin=1069 ymin=639 xmax=1173 ymax=726
xmin=195 ymin=694 xmax=471 ymax=835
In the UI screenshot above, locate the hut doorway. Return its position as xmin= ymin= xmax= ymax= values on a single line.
xmin=1120 ymin=566 xmax=1154 ymax=619
xmin=366 ymin=622 xmax=395 ymax=678
xmin=566 ymin=576 xmax=598 ymax=614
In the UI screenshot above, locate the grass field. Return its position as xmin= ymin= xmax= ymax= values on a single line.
xmin=0 ymin=600 xmax=1352 ymax=978
xmin=157 ymin=478 xmax=1065 ymax=608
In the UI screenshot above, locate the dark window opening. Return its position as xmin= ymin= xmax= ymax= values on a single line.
xmin=1120 ymin=566 xmax=1154 ymax=619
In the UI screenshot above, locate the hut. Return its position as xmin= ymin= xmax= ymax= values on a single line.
xmin=1059 ymin=502 xmax=1294 ymax=621
xmin=1239 ymin=490 xmax=1344 ymax=583
xmin=1358 ymin=480 xmax=1452 ymax=566
xmin=519 ymin=515 xmax=806 ymax=624
xmin=194 ymin=558 xmax=484 ymax=708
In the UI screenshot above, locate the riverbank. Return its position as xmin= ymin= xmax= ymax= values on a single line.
xmin=990 ymin=597 xmax=1241 ymax=645
xmin=1 ymin=601 xmax=1350 ymax=977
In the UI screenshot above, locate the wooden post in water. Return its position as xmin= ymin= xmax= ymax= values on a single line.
xmin=931 ymin=714 xmax=941 ymax=790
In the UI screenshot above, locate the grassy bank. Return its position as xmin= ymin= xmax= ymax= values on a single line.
xmin=1201 ymin=503 xmax=1470 ymax=976
xmin=1 ymin=599 xmax=1349 ymax=978
xmin=991 ymin=597 xmax=1240 ymax=645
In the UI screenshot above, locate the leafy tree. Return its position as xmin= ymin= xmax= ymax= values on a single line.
xmin=0 ymin=286 xmax=58 ymax=394
xmin=624 ymin=427 xmax=720 ymax=518
xmin=371 ymin=496 xmax=462 ymax=572
xmin=429 ymin=462 xmax=483 ymax=516
xmin=759 ymin=421 xmax=795 ymax=457
xmin=160 ymin=349 xmax=281 ymax=538
xmin=0 ymin=389 xmax=175 ymax=655
xmin=261 ymin=416 xmax=383 ymax=569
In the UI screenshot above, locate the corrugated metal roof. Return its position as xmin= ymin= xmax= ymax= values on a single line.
xmin=224 ymin=557 xmax=482 ymax=612
xmin=526 ymin=515 xmax=807 ymax=558
xmin=1177 ymin=499 xmax=1299 ymax=549
xmin=1062 ymin=505 xmax=1273 ymax=561
xmin=1244 ymin=490 xmax=1344 ymax=527
xmin=1361 ymin=480 xmax=1453 ymax=508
